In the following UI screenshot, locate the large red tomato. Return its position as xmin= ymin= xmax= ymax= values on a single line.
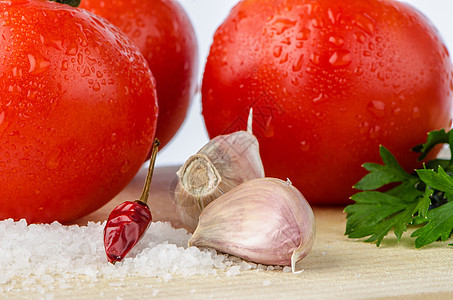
xmin=202 ymin=0 xmax=453 ymax=205
xmin=80 ymin=0 xmax=198 ymax=149
xmin=0 ymin=0 xmax=158 ymax=223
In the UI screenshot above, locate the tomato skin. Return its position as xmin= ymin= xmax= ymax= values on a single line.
xmin=80 ymin=0 xmax=199 ymax=149
xmin=202 ymin=0 xmax=453 ymax=205
xmin=0 ymin=0 xmax=158 ymax=223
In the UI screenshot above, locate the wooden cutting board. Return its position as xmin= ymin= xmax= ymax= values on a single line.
xmin=4 ymin=165 xmax=453 ymax=299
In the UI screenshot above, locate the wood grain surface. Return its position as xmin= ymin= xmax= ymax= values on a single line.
xmin=4 ymin=165 xmax=453 ymax=299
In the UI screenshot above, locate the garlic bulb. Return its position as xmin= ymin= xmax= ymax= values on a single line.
xmin=174 ymin=110 xmax=265 ymax=232
xmin=188 ymin=178 xmax=315 ymax=273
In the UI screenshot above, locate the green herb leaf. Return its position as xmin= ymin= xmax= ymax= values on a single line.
xmin=345 ymin=180 xmax=425 ymax=246
xmin=354 ymin=146 xmax=413 ymax=191
xmin=346 ymin=128 xmax=453 ymax=248
xmin=412 ymin=129 xmax=451 ymax=161
xmin=411 ymin=202 xmax=453 ymax=248
xmin=417 ymin=167 xmax=453 ymax=200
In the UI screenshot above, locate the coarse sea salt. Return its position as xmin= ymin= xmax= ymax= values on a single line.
xmin=0 ymin=219 xmax=284 ymax=293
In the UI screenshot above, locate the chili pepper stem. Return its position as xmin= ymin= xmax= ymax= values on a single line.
xmin=139 ymin=139 xmax=160 ymax=204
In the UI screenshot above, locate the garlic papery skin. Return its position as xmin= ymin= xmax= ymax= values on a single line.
xmin=188 ymin=178 xmax=315 ymax=273
xmin=174 ymin=121 xmax=265 ymax=232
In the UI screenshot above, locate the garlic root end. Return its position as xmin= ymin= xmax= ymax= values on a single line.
xmin=177 ymin=154 xmax=221 ymax=198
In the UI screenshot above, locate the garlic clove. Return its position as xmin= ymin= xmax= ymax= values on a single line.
xmin=174 ymin=110 xmax=265 ymax=232
xmin=197 ymin=129 xmax=265 ymax=184
xmin=188 ymin=178 xmax=315 ymax=273
xmin=174 ymin=153 xmax=225 ymax=230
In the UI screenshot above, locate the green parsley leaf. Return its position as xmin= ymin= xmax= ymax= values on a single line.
xmin=345 ymin=128 xmax=453 ymax=248
xmin=412 ymin=129 xmax=451 ymax=161
xmin=354 ymin=146 xmax=413 ymax=190
xmin=417 ymin=166 xmax=453 ymax=201
xmin=345 ymin=190 xmax=423 ymax=246
xmin=411 ymin=202 xmax=453 ymax=248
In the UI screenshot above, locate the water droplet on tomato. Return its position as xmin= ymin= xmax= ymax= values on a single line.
xmin=306 ymin=66 xmax=316 ymax=74
xmin=81 ymin=67 xmax=91 ymax=77
xmin=292 ymin=54 xmax=304 ymax=72
xmin=412 ymin=107 xmax=420 ymax=119
xmin=11 ymin=67 xmax=22 ymax=79
xmin=312 ymin=93 xmax=325 ymax=104
xmin=271 ymin=18 xmax=296 ymax=35
xmin=296 ymin=28 xmax=311 ymax=41
xmin=280 ymin=37 xmax=291 ymax=46
xmin=40 ymin=32 xmax=64 ymax=51
xmin=92 ymin=82 xmax=101 ymax=92
xmin=291 ymin=77 xmax=299 ymax=86
xmin=111 ymin=132 xmax=118 ymax=142
xmin=86 ymin=57 xmax=97 ymax=66
xmin=0 ymin=111 xmax=5 ymax=125
xmin=65 ymin=40 xmax=78 ymax=56
xmin=354 ymin=67 xmax=364 ymax=75
xmin=329 ymin=50 xmax=352 ymax=67
xmin=367 ymin=100 xmax=386 ymax=118
xmin=61 ymin=60 xmax=69 ymax=71
xmin=300 ymin=141 xmax=310 ymax=152
xmin=77 ymin=53 xmax=84 ymax=65
xmin=295 ymin=41 xmax=304 ymax=49
xmin=309 ymin=52 xmax=321 ymax=65
xmin=279 ymin=53 xmax=289 ymax=64
xmin=369 ymin=125 xmax=380 ymax=139
xmin=353 ymin=13 xmax=375 ymax=36
xmin=363 ymin=50 xmax=372 ymax=57
xmin=120 ymin=160 xmax=130 ymax=174
xmin=389 ymin=105 xmax=401 ymax=116
xmin=376 ymin=71 xmax=386 ymax=82
xmin=327 ymin=8 xmax=336 ymax=24
xmin=311 ymin=16 xmax=324 ymax=28
xmin=328 ymin=35 xmax=344 ymax=47
xmin=45 ymin=148 xmax=62 ymax=170
xmin=27 ymin=53 xmax=50 ymax=75
xmin=273 ymin=45 xmax=283 ymax=58
xmin=353 ymin=31 xmax=366 ymax=44
xmin=221 ymin=56 xmax=228 ymax=66
xmin=358 ymin=121 xmax=369 ymax=134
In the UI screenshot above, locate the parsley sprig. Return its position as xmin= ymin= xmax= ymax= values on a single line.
xmin=345 ymin=129 xmax=453 ymax=248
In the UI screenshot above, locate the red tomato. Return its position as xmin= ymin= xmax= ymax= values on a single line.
xmin=202 ymin=0 xmax=453 ymax=205
xmin=80 ymin=0 xmax=198 ymax=149
xmin=0 ymin=0 xmax=158 ymax=223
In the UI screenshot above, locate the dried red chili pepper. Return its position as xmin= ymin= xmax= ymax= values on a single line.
xmin=104 ymin=139 xmax=160 ymax=264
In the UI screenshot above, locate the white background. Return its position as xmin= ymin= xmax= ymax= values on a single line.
xmin=156 ymin=0 xmax=453 ymax=166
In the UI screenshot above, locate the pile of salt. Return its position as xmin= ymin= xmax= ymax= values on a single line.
xmin=0 ymin=219 xmax=284 ymax=293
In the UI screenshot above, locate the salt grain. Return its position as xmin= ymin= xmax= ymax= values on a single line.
xmin=226 ymin=266 xmax=241 ymax=276
xmin=283 ymin=266 xmax=292 ymax=273
xmin=240 ymin=261 xmax=252 ymax=271
xmin=0 ymin=219 xmax=288 ymax=293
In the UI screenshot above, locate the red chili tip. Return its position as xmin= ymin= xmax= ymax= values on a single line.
xmin=103 ymin=201 xmax=152 ymax=264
